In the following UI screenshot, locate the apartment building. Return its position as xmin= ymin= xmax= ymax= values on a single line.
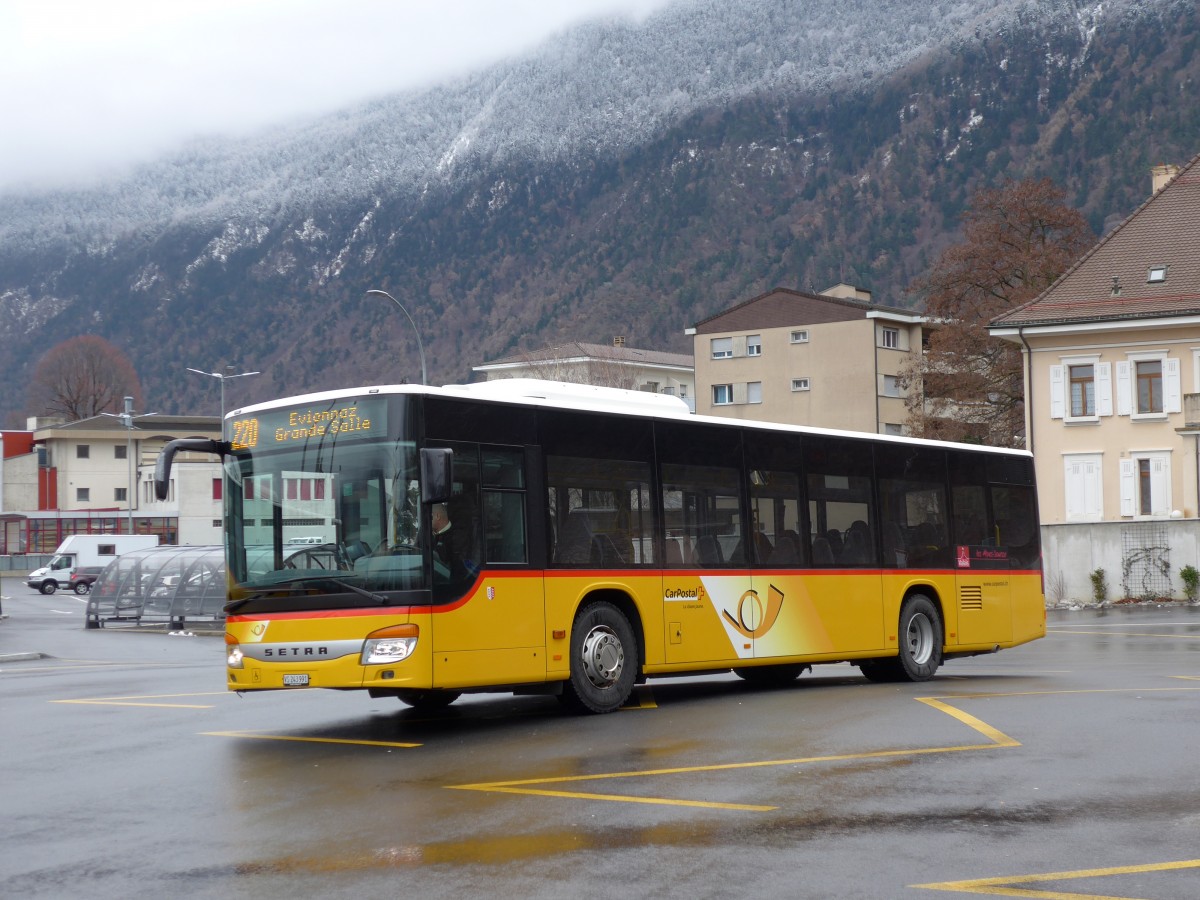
xmin=688 ymin=284 xmax=925 ymax=433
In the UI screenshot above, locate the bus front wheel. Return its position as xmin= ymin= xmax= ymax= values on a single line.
xmin=395 ymin=689 xmax=461 ymax=711
xmin=860 ymin=594 xmax=943 ymax=683
xmin=560 ymin=601 xmax=638 ymax=714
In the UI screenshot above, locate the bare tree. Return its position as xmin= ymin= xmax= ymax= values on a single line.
xmin=902 ymin=179 xmax=1093 ymax=447
xmin=26 ymin=335 xmax=144 ymax=422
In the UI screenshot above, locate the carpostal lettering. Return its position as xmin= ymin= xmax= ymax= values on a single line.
xmin=275 ymin=406 xmax=372 ymax=443
xmin=263 ymin=646 xmax=330 ymax=658
xmin=664 ymin=587 xmax=705 ymax=601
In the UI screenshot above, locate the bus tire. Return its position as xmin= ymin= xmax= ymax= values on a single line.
xmin=395 ymin=689 xmax=461 ymax=711
xmin=734 ymin=664 xmax=809 ymax=686
xmin=560 ymin=601 xmax=638 ymax=714
xmin=859 ymin=594 xmax=943 ymax=683
xmin=40 ymin=581 xmax=57 ymax=595
xmin=896 ymin=593 xmax=942 ymax=681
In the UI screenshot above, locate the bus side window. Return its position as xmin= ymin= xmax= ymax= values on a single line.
xmin=546 ymin=455 xmax=652 ymax=568
xmin=805 ymin=436 xmax=876 ymax=567
xmin=481 ymin=447 xmax=527 ymax=564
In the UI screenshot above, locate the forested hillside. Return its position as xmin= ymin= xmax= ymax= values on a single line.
xmin=1 ymin=0 xmax=1198 ymax=424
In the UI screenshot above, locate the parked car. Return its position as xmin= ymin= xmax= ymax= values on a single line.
xmin=68 ymin=566 xmax=106 ymax=595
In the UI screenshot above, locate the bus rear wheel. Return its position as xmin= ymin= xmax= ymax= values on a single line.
xmin=859 ymin=594 xmax=943 ymax=683
xmin=395 ymin=690 xmax=461 ymax=711
xmin=560 ymin=600 xmax=638 ymax=714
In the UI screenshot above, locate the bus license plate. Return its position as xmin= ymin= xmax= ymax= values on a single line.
xmin=282 ymin=674 xmax=310 ymax=686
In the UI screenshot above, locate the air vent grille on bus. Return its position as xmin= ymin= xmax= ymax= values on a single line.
xmin=959 ymin=585 xmax=984 ymax=611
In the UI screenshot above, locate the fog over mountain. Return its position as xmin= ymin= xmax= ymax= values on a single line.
xmin=1 ymin=0 xmax=1196 ymax=425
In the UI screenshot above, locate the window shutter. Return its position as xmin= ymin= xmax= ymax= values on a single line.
xmin=1116 ymin=362 xmax=1132 ymax=416
xmin=1049 ymin=365 xmax=1064 ymax=419
xmin=1119 ymin=459 xmax=1136 ymax=516
xmin=1096 ymin=363 xmax=1113 ymax=416
xmin=1151 ymin=456 xmax=1171 ymax=516
xmin=1165 ymin=358 xmax=1182 ymax=413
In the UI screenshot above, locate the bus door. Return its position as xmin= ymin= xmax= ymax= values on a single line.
xmin=661 ymin=464 xmax=754 ymax=665
xmin=950 ymin=482 xmax=1012 ymax=646
xmin=428 ymin=443 xmax=546 ymax=686
xmin=795 ymin=439 xmax=886 ymax=656
xmin=745 ymin=468 xmax=820 ymax=660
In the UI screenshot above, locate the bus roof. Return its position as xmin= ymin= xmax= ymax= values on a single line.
xmin=227 ymin=379 xmax=1031 ymax=458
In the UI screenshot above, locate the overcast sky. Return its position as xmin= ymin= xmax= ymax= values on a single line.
xmin=0 ymin=0 xmax=675 ymax=192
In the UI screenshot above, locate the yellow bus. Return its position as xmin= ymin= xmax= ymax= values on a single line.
xmin=155 ymin=378 xmax=1045 ymax=713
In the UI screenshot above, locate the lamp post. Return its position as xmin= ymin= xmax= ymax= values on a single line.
xmin=101 ymin=396 xmax=154 ymax=535
xmin=187 ymin=366 xmax=261 ymax=431
xmin=366 ymin=289 xmax=427 ymax=386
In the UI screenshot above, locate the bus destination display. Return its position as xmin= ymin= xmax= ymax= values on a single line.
xmin=230 ymin=398 xmax=387 ymax=450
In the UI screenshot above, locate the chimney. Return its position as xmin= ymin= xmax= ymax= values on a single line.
xmin=1152 ymin=164 xmax=1180 ymax=194
xmin=613 ymin=336 xmax=626 ymax=347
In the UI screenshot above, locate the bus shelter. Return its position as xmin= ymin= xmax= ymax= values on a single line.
xmin=86 ymin=545 xmax=225 ymax=628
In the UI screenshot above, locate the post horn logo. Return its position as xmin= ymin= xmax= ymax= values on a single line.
xmin=722 ymin=584 xmax=785 ymax=639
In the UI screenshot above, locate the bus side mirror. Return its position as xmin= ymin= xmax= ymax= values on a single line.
xmin=155 ymin=439 xmax=231 ymax=500
xmin=421 ymin=448 xmax=453 ymax=504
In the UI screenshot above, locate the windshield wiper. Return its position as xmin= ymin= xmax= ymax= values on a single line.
xmin=226 ymin=573 xmax=392 ymax=613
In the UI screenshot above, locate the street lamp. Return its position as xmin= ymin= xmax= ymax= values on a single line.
xmin=366 ymin=289 xmax=427 ymax=386
xmin=101 ymin=396 xmax=155 ymax=535
xmin=187 ymin=366 xmax=261 ymax=429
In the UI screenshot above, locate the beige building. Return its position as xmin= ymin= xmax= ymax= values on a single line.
xmin=4 ymin=414 xmax=223 ymax=553
xmin=473 ymin=340 xmax=696 ymax=412
xmin=991 ymin=156 xmax=1200 ymax=601
xmin=688 ymin=284 xmax=925 ymax=433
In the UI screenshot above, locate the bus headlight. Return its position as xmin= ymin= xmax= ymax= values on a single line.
xmin=226 ymin=634 xmax=244 ymax=669
xmin=362 ymin=624 xmax=419 ymax=665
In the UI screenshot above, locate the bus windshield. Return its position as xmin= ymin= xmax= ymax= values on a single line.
xmin=223 ymin=395 xmax=431 ymax=608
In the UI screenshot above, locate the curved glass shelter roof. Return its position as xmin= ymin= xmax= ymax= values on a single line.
xmin=86 ymin=545 xmax=225 ymax=628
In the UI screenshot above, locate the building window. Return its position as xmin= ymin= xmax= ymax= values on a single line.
xmin=712 ymin=384 xmax=734 ymax=405
xmin=880 ymin=327 xmax=899 ymax=349
xmin=1065 ymin=454 xmax=1103 ymax=520
xmin=747 ymin=382 xmax=762 ymax=403
xmin=791 ymin=378 xmax=810 ymax=392
xmin=882 ymin=375 xmax=902 ymax=398
xmin=77 ymin=487 xmax=90 ymax=502
xmin=213 ymin=519 xmax=222 ymax=528
xmin=76 ymin=444 xmax=90 ymax=459
xmin=711 ymin=337 xmax=733 ymax=359
xmin=114 ymin=444 xmax=127 ymax=460
xmin=114 ymin=487 xmax=127 ymax=502
xmin=1069 ymin=364 xmax=1095 ymax=417
xmin=746 ymin=335 xmax=762 ymax=356
xmin=1115 ymin=355 xmax=1178 ymax=417
xmin=883 ymin=423 xmax=904 ymax=436
xmin=1136 ymin=360 xmax=1163 ymax=414
xmin=1147 ymin=265 xmax=1167 ymax=283
xmin=1051 ymin=359 xmax=1111 ymax=420
xmin=1120 ymin=453 xmax=1170 ymax=518
xmin=790 ymin=330 xmax=809 ymax=344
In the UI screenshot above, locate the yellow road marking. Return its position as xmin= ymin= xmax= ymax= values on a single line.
xmin=203 ymin=731 xmax=421 ymax=749
xmin=1049 ymin=628 xmax=1200 ymax=638
xmin=622 ymin=685 xmax=658 ymax=709
xmin=914 ymin=858 xmax=1200 ymax=898
xmin=450 ymin=691 xmax=1020 ymax=810
xmin=53 ymin=691 xmax=226 ymax=708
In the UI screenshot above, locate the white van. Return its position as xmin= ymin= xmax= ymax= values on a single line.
xmin=27 ymin=535 xmax=160 ymax=594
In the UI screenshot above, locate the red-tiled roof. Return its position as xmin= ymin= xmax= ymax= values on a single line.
xmin=993 ymin=151 xmax=1200 ymax=328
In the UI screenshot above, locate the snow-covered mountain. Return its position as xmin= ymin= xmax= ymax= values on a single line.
xmin=0 ymin=0 xmax=1195 ymax=424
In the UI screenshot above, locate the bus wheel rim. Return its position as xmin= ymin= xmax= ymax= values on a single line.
xmin=907 ymin=613 xmax=933 ymax=665
xmin=581 ymin=625 xmax=624 ymax=688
